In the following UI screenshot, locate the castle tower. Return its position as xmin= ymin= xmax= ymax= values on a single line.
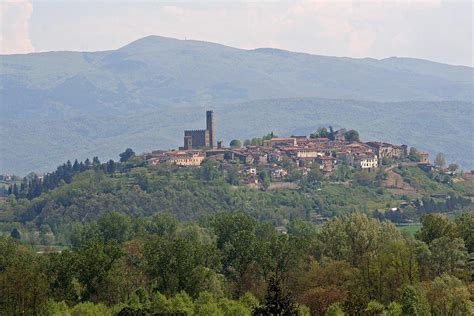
xmin=206 ymin=110 xmax=215 ymax=148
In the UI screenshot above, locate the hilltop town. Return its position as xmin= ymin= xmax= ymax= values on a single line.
xmin=143 ymin=110 xmax=436 ymax=186
xmin=1 ymin=114 xmax=473 ymax=316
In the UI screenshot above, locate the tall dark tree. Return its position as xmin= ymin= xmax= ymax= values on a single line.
xmin=12 ymin=183 xmax=19 ymax=197
xmin=10 ymin=228 xmax=21 ymax=240
xmin=19 ymin=177 xmax=28 ymax=198
xmin=252 ymin=274 xmax=299 ymax=316
xmin=92 ymin=156 xmax=101 ymax=166
xmin=106 ymin=160 xmax=116 ymax=173
xmin=84 ymin=158 xmax=92 ymax=168
xmin=328 ymin=126 xmax=335 ymax=140
xmin=66 ymin=160 xmax=73 ymax=172
xmin=73 ymin=159 xmax=80 ymax=172
xmin=120 ymin=148 xmax=136 ymax=162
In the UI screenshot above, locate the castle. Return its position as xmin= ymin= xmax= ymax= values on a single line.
xmin=181 ymin=110 xmax=215 ymax=150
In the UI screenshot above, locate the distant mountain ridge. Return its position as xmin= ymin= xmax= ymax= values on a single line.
xmin=0 ymin=36 xmax=473 ymax=174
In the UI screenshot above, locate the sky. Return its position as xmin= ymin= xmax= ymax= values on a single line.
xmin=0 ymin=0 xmax=472 ymax=66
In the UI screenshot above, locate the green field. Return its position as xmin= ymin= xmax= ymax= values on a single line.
xmin=396 ymin=223 xmax=422 ymax=236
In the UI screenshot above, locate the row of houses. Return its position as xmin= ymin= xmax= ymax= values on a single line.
xmin=144 ymin=134 xmax=430 ymax=175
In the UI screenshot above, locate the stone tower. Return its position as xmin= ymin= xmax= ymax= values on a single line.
xmin=206 ymin=110 xmax=215 ymax=149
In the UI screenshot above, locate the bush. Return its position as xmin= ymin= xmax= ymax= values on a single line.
xmin=325 ymin=303 xmax=345 ymax=316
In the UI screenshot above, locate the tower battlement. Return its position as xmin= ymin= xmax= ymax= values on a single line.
xmin=181 ymin=111 xmax=215 ymax=150
xmin=185 ymin=129 xmax=207 ymax=134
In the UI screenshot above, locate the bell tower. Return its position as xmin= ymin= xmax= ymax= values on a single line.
xmin=206 ymin=110 xmax=215 ymax=148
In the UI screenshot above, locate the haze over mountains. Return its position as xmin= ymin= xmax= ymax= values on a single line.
xmin=1 ymin=35 xmax=473 ymax=174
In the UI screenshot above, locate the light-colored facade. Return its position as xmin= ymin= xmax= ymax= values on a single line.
xmin=295 ymin=148 xmax=324 ymax=159
xmin=356 ymin=155 xmax=378 ymax=169
xmin=168 ymin=151 xmax=205 ymax=166
xmin=419 ymin=152 xmax=429 ymax=164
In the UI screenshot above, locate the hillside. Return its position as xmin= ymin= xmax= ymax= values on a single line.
xmin=1 ymin=153 xmax=473 ymax=315
xmin=1 ymin=35 xmax=473 ymax=174
xmin=1 ymin=98 xmax=472 ymax=175
xmin=1 ymin=154 xmax=472 ymax=228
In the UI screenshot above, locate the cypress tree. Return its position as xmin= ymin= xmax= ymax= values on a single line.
xmin=10 ymin=228 xmax=21 ymax=240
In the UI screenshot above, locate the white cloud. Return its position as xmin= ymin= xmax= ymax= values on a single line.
xmin=0 ymin=0 xmax=34 ymax=54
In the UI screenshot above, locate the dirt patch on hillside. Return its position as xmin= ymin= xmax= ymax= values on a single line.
xmin=268 ymin=182 xmax=299 ymax=190
xmin=384 ymin=166 xmax=417 ymax=196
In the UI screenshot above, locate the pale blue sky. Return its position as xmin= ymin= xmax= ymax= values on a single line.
xmin=1 ymin=0 xmax=472 ymax=66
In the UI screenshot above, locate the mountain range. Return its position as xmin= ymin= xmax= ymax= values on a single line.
xmin=1 ymin=35 xmax=473 ymax=174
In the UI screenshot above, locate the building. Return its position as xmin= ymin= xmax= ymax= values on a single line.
xmin=392 ymin=145 xmax=408 ymax=159
xmin=419 ymin=152 xmax=429 ymax=164
xmin=271 ymin=168 xmax=288 ymax=178
xmin=333 ymin=128 xmax=347 ymax=141
xmin=167 ymin=151 xmax=206 ymax=166
xmin=147 ymin=150 xmax=205 ymax=166
xmin=366 ymin=142 xmax=408 ymax=159
xmin=244 ymin=167 xmax=257 ymax=175
xmin=354 ymin=155 xmax=378 ymax=169
xmin=206 ymin=110 xmax=215 ymax=148
xmin=317 ymin=156 xmax=336 ymax=172
xmin=263 ymin=137 xmax=297 ymax=148
xmin=346 ymin=142 xmax=373 ymax=155
xmin=294 ymin=148 xmax=324 ymax=159
xmin=182 ymin=110 xmax=215 ymax=149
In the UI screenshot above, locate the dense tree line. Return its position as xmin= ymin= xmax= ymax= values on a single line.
xmin=374 ymin=195 xmax=472 ymax=223
xmin=7 ymin=149 xmax=137 ymax=200
xmin=1 ymin=212 xmax=472 ymax=315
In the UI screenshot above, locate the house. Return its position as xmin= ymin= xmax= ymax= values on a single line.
xmin=345 ymin=142 xmax=373 ymax=155
xmin=271 ymin=168 xmax=288 ymax=178
xmin=167 ymin=151 xmax=206 ymax=166
xmin=354 ymin=155 xmax=378 ymax=169
xmin=336 ymin=151 xmax=354 ymax=165
xmin=430 ymin=194 xmax=451 ymax=199
xmin=333 ymin=128 xmax=347 ymax=141
xmin=252 ymin=153 xmax=268 ymax=165
xmin=147 ymin=150 xmax=206 ymax=166
xmin=267 ymin=151 xmax=283 ymax=163
xmin=244 ymin=167 xmax=257 ymax=175
xmin=463 ymin=170 xmax=474 ymax=180
xmin=419 ymin=152 xmax=429 ymax=164
xmin=147 ymin=157 xmax=163 ymax=165
xmin=293 ymin=136 xmax=309 ymax=146
xmin=294 ymin=148 xmax=324 ymax=159
xmin=366 ymin=142 xmax=407 ymax=159
xmin=263 ymin=137 xmax=297 ymax=148
xmin=418 ymin=163 xmax=434 ymax=172
xmin=300 ymin=167 xmax=311 ymax=176
xmin=392 ymin=145 xmax=408 ymax=159
xmin=317 ymin=156 xmax=336 ymax=172
xmin=230 ymin=150 xmax=254 ymax=164
xmin=308 ymin=138 xmax=329 ymax=146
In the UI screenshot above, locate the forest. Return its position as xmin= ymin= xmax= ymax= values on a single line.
xmin=1 ymin=211 xmax=473 ymax=315
xmin=0 ymin=154 xmax=473 ymax=315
